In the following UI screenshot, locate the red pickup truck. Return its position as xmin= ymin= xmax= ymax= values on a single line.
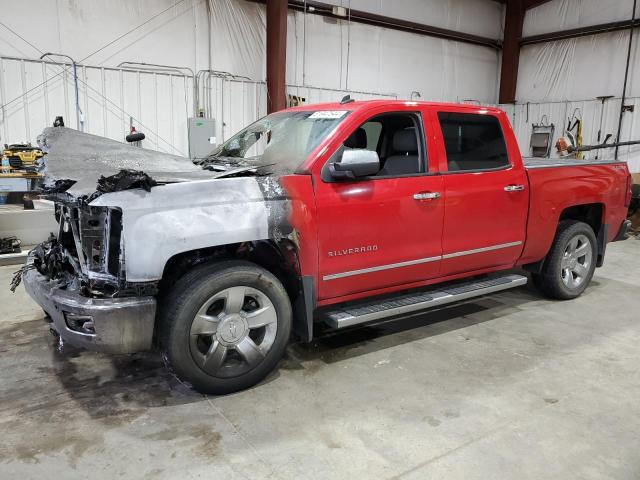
xmin=23 ymin=100 xmax=632 ymax=394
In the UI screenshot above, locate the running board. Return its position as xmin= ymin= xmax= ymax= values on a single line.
xmin=322 ymin=274 xmax=527 ymax=329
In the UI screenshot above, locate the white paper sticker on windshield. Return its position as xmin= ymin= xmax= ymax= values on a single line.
xmin=308 ymin=110 xmax=347 ymax=119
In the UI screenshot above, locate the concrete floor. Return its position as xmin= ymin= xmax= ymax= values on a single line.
xmin=1 ymin=239 xmax=640 ymax=479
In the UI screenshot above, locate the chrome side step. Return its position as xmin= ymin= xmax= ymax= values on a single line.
xmin=322 ymin=274 xmax=527 ymax=329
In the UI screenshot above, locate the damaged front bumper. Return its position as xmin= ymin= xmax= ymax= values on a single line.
xmin=23 ymin=253 xmax=156 ymax=354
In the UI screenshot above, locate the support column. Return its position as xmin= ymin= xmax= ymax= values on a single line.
xmin=266 ymin=0 xmax=287 ymax=113
xmin=499 ymin=0 xmax=524 ymax=104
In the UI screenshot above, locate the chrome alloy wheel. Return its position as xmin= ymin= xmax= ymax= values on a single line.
xmin=561 ymin=234 xmax=592 ymax=289
xmin=189 ymin=286 xmax=278 ymax=378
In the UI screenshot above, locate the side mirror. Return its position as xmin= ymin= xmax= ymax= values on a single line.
xmin=329 ymin=149 xmax=380 ymax=180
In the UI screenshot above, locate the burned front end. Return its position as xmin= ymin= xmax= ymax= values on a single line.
xmin=18 ymin=127 xmax=286 ymax=354
xmin=47 ymin=198 xmax=134 ymax=296
xmin=21 ymin=196 xmax=156 ymax=354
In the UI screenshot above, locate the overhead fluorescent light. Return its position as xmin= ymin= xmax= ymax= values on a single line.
xmin=332 ymin=6 xmax=347 ymax=17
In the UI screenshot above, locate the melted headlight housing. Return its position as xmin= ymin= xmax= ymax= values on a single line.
xmin=53 ymin=200 xmax=124 ymax=296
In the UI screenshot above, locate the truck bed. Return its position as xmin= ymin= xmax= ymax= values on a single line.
xmin=523 ymin=157 xmax=624 ymax=169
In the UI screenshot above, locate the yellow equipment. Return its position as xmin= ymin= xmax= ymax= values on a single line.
xmin=567 ymin=110 xmax=583 ymax=160
xmin=1 ymin=143 xmax=43 ymax=173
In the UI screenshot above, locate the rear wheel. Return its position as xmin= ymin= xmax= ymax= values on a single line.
xmin=532 ymin=220 xmax=597 ymax=300
xmin=160 ymin=261 xmax=292 ymax=394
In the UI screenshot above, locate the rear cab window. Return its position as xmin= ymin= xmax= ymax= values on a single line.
xmin=437 ymin=112 xmax=510 ymax=173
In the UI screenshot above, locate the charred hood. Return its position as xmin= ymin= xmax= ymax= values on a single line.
xmin=37 ymin=127 xmax=242 ymax=197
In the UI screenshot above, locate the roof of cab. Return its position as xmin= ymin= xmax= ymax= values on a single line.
xmin=283 ymin=99 xmax=504 ymax=114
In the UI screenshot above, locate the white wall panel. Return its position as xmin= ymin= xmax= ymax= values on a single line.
xmin=515 ymin=0 xmax=640 ymax=173
xmin=523 ymin=0 xmax=635 ymax=37
xmin=286 ymin=84 xmax=396 ymax=104
xmin=0 ymin=57 xmax=192 ymax=155
xmin=1 ymin=53 xmax=394 ymax=160
xmin=201 ymin=79 xmax=395 ymax=142
xmin=333 ymin=0 xmax=504 ymax=39
xmin=2 ymin=0 xmax=506 ymax=149
xmin=197 ymin=76 xmax=267 ymax=143
xmin=518 ymin=0 xmax=639 ymax=107
xmin=207 ymin=0 xmax=266 ymax=80
xmin=0 ymin=0 xmax=265 ymax=78
xmin=517 ymin=31 xmax=639 ymax=103
xmin=197 ymin=74 xmax=395 ymax=143
xmin=286 ymin=13 xmax=344 ymax=90
xmin=0 ymin=0 xmax=269 ymax=154
xmin=286 ymin=9 xmax=501 ymax=103
xmin=0 ymin=0 xmax=210 ymax=70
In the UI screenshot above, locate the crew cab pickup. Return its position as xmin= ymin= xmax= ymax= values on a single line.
xmin=21 ymin=100 xmax=633 ymax=394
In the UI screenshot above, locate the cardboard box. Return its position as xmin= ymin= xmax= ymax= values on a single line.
xmin=632 ymin=173 xmax=640 ymax=185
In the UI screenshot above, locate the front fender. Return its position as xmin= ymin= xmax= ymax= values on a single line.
xmin=90 ymin=176 xmax=289 ymax=282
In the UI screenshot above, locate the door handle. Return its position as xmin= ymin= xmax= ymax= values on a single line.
xmin=413 ymin=191 xmax=441 ymax=201
xmin=504 ymin=184 xmax=525 ymax=192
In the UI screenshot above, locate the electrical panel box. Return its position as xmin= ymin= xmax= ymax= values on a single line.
xmin=188 ymin=117 xmax=216 ymax=160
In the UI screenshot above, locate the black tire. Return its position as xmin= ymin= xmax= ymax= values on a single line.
xmin=159 ymin=260 xmax=292 ymax=394
xmin=532 ymin=220 xmax=597 ymax=300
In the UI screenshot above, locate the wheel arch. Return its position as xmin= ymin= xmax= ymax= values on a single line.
xmin=158 ymin=240 xmax=314 ymax=343
xmin=557 ymin=203 xmax=607 ymax=266
xmin=524 ymin=202 xmax=607 ymax=273
xmin=558 ymin=203 xmax=605 ymax=237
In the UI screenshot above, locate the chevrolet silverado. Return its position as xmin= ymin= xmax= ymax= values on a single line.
xmin=20 ymin=100 xmax=633 ymax=394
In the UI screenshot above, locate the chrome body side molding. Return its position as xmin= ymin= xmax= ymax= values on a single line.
xmin=441 ymin=241 xmax=523 ymax=259
xmin=323 ymin=255 xmax=441 ymax=281
xmin=323 ymin=241 xmax=523 ymax=281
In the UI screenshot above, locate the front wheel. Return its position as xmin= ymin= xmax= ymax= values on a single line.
xmin=159 ymin=261 xmax=292 ymax=394
xmin=532 ymin=220 xmax=597 ymax=300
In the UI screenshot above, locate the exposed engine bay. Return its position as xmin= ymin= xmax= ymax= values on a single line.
xmin=10 ymin=198 xmax=150 ymax=298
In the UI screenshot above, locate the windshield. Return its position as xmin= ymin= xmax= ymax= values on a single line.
xmin=204 ymin=110 xmax=350 ymax=174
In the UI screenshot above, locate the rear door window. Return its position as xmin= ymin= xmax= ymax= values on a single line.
xmin=437 ymin=112 xmax=509 ymax=172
